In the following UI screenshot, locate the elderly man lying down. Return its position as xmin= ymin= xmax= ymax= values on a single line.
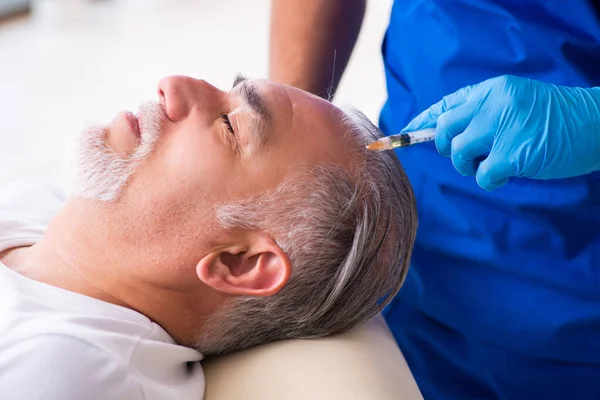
xmin=0 ymin=75 xmax=417 ymax=399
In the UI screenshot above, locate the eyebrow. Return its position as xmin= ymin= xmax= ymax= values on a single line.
xmin=231 ymin=74 xmax=271 ymax=148
xmin=232 ymin=74 xmax=270 ymax=121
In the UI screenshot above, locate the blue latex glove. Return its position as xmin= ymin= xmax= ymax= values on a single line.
xmin=402 ymin=75 xmax=600 ymax=191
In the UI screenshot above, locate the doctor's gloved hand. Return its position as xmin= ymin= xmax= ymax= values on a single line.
xmin=402 ymin=75 xmax=600 ymax=191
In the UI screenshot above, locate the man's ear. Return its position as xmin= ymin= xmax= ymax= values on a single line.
xmin=196 ymin=233 xmax=292 ymax=297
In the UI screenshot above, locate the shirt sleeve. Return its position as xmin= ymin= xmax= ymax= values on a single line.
xmin=0 ymin=335 xmax=144 ymax=400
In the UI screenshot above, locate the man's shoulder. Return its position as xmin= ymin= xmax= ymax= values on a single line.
xmin=0 ymin=295 xmax=205 ymax=399
xmin=1 ymin=331 xmax=206 ymax=400
xmin=0 ymin=181 xmax=66 ymax=245
xmin=0 ymin=333 xmax=144 ymax=400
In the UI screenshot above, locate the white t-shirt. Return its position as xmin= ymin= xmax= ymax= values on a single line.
xmin=0 ymin=183 xmax=205 ymax=400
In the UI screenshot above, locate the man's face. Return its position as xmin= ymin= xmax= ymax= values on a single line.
xmin=71 ymin=75 xmax=362 ymax=264
xmin=131 ymin=75 xmax=359 ymax=207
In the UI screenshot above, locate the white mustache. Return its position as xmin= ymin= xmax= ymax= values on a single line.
xmin=68 ymin=101 xmax=166 ymax=202
xmin=134 ymin=101 xmax=165 ymax=160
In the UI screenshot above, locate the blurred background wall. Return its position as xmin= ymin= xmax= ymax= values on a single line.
xmin=0 ymin=0 xmax=393 ymax=187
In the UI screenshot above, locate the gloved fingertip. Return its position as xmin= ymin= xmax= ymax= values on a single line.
xmin=476 ymin=156 xmax=515 ymax=191
xmin=476 ymin=175 xmax=508 ymax=192
xmin=435 ymin=135 xmax=451 ymax=157
xmin=452 ymin=156 xmax=478 ymax=176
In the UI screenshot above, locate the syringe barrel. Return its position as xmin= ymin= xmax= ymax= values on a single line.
xmin=386 ymin=128 xmax=436 ymax=148
xmin=406 ymin=128 xmax=436 ymax=144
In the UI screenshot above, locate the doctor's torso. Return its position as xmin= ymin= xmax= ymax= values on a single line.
xmin=380 ymin=1 xmax=600 ymax=398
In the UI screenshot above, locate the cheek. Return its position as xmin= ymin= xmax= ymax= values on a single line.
xmin=137 ymin=123 xmax=244 ymax=203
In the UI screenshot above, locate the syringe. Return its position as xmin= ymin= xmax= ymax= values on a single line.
xmin=366 ymin=128 xmax=436 ymax=151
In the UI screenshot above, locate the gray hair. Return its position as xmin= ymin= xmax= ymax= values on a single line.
xmin=196 ymin=106 xmax=417 ymax=356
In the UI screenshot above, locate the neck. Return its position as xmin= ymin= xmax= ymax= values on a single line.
xmin=9 ymin=198 xmax=213 ymax=347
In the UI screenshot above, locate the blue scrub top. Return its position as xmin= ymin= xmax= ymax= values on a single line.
xmin=379 ymin=1 xmax=600 ymax=399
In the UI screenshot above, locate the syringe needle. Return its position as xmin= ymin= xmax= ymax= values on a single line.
xmin=365 ymin=141 xmax=386 ymax=151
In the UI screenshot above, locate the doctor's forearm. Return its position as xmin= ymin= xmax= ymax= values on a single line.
xmin=269 ymin=0 xmax=366 ymax=98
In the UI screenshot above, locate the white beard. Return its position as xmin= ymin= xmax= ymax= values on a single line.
xmin=69 ymin=101 xmax=165 ymax=202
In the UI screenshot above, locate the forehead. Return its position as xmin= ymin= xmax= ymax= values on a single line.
xmin=256 ymin=80 xmax=363 ymax=168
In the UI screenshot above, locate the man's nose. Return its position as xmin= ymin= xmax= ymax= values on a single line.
xmin=157 ymin=76 xmax=225 ymax=122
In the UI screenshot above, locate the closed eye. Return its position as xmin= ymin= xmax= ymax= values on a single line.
xmin=220 ymin=114 xmax=234 ymax=134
